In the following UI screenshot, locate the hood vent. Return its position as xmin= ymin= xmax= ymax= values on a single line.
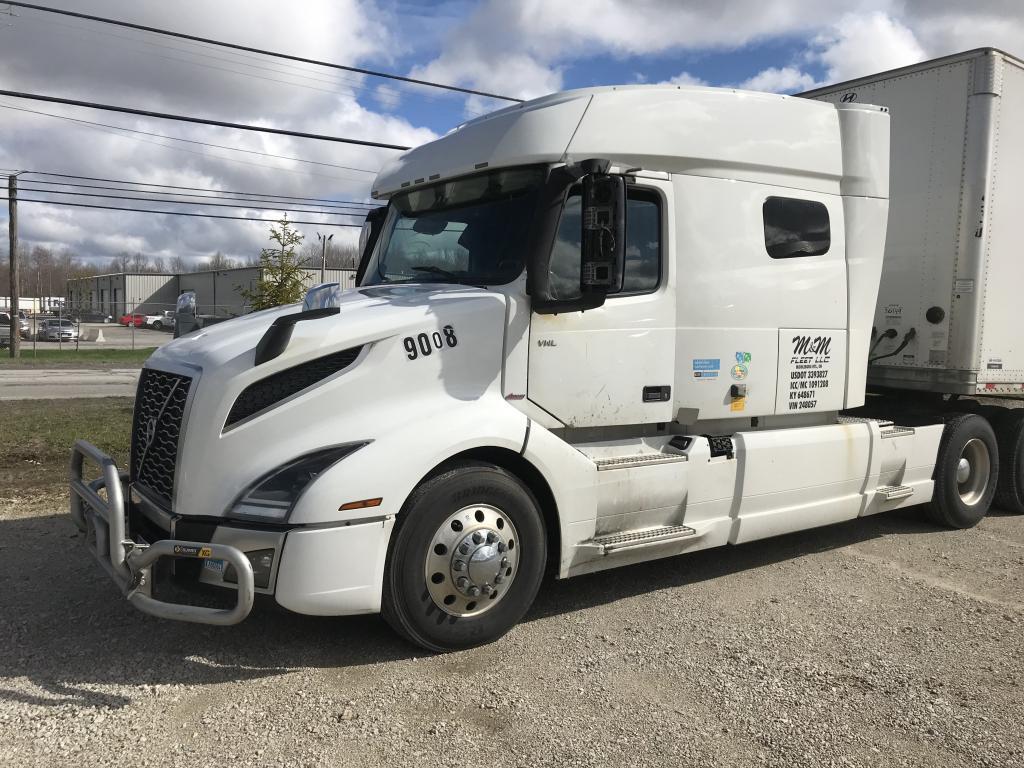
xmin=225 ymin=346 xmax=363 ymax=429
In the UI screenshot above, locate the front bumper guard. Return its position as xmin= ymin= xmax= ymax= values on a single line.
xmin=69 ymin=439 xmax=254 ymax=626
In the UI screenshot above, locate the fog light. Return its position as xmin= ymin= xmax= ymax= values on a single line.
xmin=224 ymin=548 xmax=275 ymax=589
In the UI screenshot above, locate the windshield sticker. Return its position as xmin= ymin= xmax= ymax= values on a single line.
xmin=692 ymin=358 xmax=720 ymax=379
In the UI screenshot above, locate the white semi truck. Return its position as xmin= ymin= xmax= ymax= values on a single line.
xmin=71 ymin=48 xmax=1024 ymax=652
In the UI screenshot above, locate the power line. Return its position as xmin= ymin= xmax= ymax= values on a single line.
xmin=18 ymin=179 xmax=378 ymax=210
xmin=3 ymin=1 xmax=522 ymax=103
xmin=0 ymin=195 xmax=363 ymax=227
xmin=20 ymin=172 xmax=379 ymax=206
xmin=0 ymin=102 xmax=378 ymax=173
xmin=0 ymin=88 xmax=411 ymax=150
xmin=16 ymin=186 xmax=371 ymax=216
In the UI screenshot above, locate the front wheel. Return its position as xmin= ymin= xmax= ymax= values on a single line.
xmin=927 ymin=413 xmax=999 ymax=528
xmin=382 ymin=461 xmax=546 ymax=652
xmin=151 ymin=321 xmax=163 ymax=330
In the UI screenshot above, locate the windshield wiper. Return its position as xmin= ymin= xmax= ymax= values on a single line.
xmin=410 ymin=265 xmax=459 ymax=281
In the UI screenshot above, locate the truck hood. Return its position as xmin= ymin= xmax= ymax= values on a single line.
xmin=144 ymin=284 xmax=513 ymax=519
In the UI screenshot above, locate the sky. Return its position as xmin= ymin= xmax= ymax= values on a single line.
xmin=0 ymin=0 xmax=1022 ymax=268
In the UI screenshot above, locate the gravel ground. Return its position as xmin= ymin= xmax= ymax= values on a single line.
xmin=2 ymin=489 xmax=1022 ymax=768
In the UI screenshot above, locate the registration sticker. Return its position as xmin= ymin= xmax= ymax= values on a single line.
xmin=203 ymin=558 xmax=225 ymax=575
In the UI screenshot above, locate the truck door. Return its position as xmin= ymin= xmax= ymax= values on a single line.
xmin=528 ymin=181 xmax=676 ymax=427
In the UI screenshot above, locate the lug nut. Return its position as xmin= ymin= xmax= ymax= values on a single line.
xmin=482 ymin=584 xmax=494 ymax=596
xmin=494 ymin=574 xmax=504 ymax=584
xmin=497 ymin=542 xmax=507 ymax=553
xmin=472 ymin=531 xmax=484 ymax=544
xmin=452 ymin=560 xmax=466 ymax=572
xmin=501 ymin=557 xmax=509 ymax=567
xmin=458 ymin=542 xmax=471 ymax=555
xmin=456 ymin=576 xmax=470 ymax=590
xmin=486 ymin=531 xmax=498 ymax=544
xmin=468 ymin=585 xmax=481 ymax=597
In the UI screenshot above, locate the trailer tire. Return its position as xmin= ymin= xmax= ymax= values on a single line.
xmin=993 ymin=410 xmax=1024 ymax=514
xmin=927 ymin=413 xmax=999 ymax=528
xmin=381 ymin=460 xmax=546 ymax=652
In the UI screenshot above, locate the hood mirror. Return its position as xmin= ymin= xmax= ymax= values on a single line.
xmin=174 ymin=290 xmax=198 ymax=338
xmin=303 ymin=282 xmax=341 ymax=311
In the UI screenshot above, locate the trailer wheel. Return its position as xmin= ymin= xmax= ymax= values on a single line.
xmin=382 ymin=460 xmax=546 ymax=652
xmin=993 ymin=410 xmax=1024 ymax=514
xmin=927 ymin=413 xmax=999 ymax=528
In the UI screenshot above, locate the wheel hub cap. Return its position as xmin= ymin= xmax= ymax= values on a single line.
xmin=957 ymin=438 xmax=991 ymax=506
xmin=425 ymin=504 xmax=518 ymax=617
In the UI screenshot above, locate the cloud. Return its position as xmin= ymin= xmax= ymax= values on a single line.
xmin=812 ymin=11 xmax=926 ymax=82
xmin=737 ymin=66 xmax=818 ymax=93
xmin=661 ymin=71 xmax=709 ymax=87
xmin=0 ymin=0 xmax=434 ymax=265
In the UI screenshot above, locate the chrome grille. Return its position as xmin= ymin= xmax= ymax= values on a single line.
xmin=131 ymin=369 xmax=192 ymax=507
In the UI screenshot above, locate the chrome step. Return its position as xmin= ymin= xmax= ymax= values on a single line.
xmin=594 ymin=454 xmax=686 ymax=471
xmin=880 ymin=425 xmax=916 ymax=439
xmin=877 ymin=484 xmax=914 ymax=501
xmin=586 ymin=524 xmax=697 ymax=554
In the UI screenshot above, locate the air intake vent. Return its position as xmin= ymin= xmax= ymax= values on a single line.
xmin=225 ymin=346 xmax=363 ymax=429
xmin=132 ymin=369 xmax=193 ymax=508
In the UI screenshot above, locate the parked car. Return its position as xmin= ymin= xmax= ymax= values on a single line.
xmin=144 ymin=310 xmax=175 ymax=331
xmin=72 ymin=310 xmax=113 ymax=324
xmin=119 ymin=313 xmax=146 ymax=327
xmin=0 ymin=319 xmax=10 ymax=347
xmin=1 ymin=311 xmax=31 ymax=339
xmin=36 ymin=318 xmax=79 ymax=342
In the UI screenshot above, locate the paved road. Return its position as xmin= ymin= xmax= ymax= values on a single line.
xmin=0 ymin=368 xmax=140 ymax=400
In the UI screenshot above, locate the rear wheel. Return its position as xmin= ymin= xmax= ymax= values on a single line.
xmin=152 ymin=320 xmax=163 ymax=331
xmin=994 ymin=410 xmax=1024 ymax=514
xmin=927 ymin=413 xmax=999 ymax=528
xmin=382 ymin=461 xmax=546 ymax=652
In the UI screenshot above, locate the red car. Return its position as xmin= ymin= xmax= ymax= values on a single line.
xmin=119 ymin=313 xmax=146 ymax=327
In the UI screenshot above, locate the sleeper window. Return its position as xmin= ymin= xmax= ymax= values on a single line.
xmin=763 ymin=197 xmax=831 ymax=259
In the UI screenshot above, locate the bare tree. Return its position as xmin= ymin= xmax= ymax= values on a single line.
xmin=207 ymin=250 xmax=237 ymax=271
xmin=151 ymin=255 xmax=166 ymax=273
xmin=168 ymin=255 xmax=188 ymax=273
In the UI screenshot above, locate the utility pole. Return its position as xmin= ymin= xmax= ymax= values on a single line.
xmin=317 ymin=232 xmax=333 ymax=283
xmin=8 ymin=174 xmax=20 ymax=358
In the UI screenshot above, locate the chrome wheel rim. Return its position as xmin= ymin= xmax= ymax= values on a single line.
xmin=424 ymin=504 xmax=519 ymax=617
xmin=957 ymin=438 xmax=991 ymax=506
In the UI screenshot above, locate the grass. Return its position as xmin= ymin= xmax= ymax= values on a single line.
xmin=0 ymin=398 xmax=134 ymax=493
xmin=0 ymin=347 xmax=157 ymax=367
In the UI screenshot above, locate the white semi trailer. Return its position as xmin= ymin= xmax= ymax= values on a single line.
xmin=71 ymin=49 xmax=1023 ymax=651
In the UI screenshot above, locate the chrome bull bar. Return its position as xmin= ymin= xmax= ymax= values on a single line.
xmin=69 ymin=439 xmax=254 ymax=626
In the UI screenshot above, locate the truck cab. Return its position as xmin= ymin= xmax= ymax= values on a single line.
xmin=71 ymin=84 xmax=1006 ymax=651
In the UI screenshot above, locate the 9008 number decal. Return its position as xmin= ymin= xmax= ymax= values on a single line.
xmin=404 ymin=325 xmax=458 ymax=360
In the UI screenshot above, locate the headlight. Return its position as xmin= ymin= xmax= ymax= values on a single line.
xmin=229 ymin=443 xmax=367 ymax=522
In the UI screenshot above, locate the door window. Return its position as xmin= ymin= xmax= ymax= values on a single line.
xmin=548 ymin=187 xmax=662 ymax=300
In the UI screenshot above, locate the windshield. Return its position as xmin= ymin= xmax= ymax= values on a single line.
xmin=362 ymin=166 xmax=545 ymax=287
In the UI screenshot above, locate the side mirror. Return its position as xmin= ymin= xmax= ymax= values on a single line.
xmin=581 ymin=173 xmax=625 ymax=293
xmin=174 ymin=290 xmax=198 ymax=338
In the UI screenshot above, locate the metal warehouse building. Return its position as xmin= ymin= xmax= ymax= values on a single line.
xmin=65 ymin=272 xmax=178 ymax=318
xmin=67 ymin=266 xmax=356 ymax=319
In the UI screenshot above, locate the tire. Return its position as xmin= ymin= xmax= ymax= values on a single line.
xmin=152 ymin=321 xmax=163 ymax=330
xmin=382 ymin=460 xmax=546 ymax=652
xmin=994 ymin=410 xmax=1024 ymax=514
xmin=927 ymin=413 xmax=999 ymax=528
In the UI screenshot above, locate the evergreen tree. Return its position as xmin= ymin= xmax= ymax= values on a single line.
xmin=241 ymin=218 xmax=306 ymax=310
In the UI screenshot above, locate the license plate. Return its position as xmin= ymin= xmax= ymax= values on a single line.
xmin=203 ymin=558 xmax=225 ymax=575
